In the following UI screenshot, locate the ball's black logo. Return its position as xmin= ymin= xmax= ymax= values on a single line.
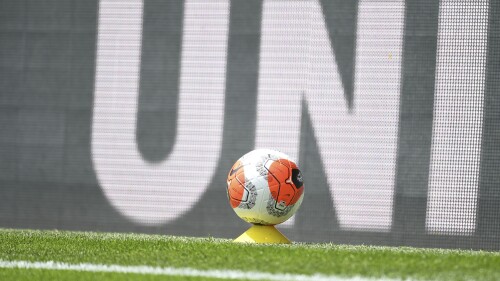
xmin=292 ymin=169 xmax=304 ymax=188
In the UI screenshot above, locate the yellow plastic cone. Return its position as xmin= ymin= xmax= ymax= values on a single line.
xmin=233 ymin=225 xmax=291 ymax=244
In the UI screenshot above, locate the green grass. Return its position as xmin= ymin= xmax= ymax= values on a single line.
xmin=0 ymin=268 xmax=222 ymax=281
xmin=0 ymin=229 xmax=499 ymax=280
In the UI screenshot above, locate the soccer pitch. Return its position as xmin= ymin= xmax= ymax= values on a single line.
xmin=0 ymin=229 xmax=499 ymax=281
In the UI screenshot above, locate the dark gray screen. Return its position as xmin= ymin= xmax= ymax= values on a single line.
xmin=0 ymin=0 xmax=499 ymax=250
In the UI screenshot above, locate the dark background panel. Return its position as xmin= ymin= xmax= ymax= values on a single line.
xmin=477 ymin=0 xmax=500 ymax=244
xmin=0 ymin=0 xmax=130 ymax=232
xmin=0 ymin=0 xmax=499 ymax=250
xmin=137 ymin=0 xmax=184 ymax=162
xmin=392 ymin=0 xmax=440 ymax=244
xmin=320 ymin=0 xmax=358 ymax=110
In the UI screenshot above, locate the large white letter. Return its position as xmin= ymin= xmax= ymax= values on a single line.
xmin=256 ymin=0 xmax=405 ymax=231
xmin=256 ymin=0 xmax=310 ymax=228
xmin=92 ymin=0 xmax=229 ymax=225
xmin=426 ymin=0 xmax=489 ymax=235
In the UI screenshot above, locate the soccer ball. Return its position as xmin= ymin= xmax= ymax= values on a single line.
xmin=226 ymin=149 xmax=304 ymax=225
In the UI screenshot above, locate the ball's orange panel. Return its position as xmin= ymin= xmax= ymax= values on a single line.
xmin=267 ymin=159 xmax=304 ymax=206
xmin=227 ymin=160 xmax=245 ymax=208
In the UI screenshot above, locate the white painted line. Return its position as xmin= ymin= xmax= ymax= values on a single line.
xmin=0 ymin=259 xmax=406 ymax=281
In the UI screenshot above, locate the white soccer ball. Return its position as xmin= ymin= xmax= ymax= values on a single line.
xmin=226 ymin=149 xmax=304 ymax=225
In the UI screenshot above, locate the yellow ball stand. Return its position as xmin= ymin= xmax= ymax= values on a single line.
xmin=234 ymin=224 xmax=291 ymax=244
